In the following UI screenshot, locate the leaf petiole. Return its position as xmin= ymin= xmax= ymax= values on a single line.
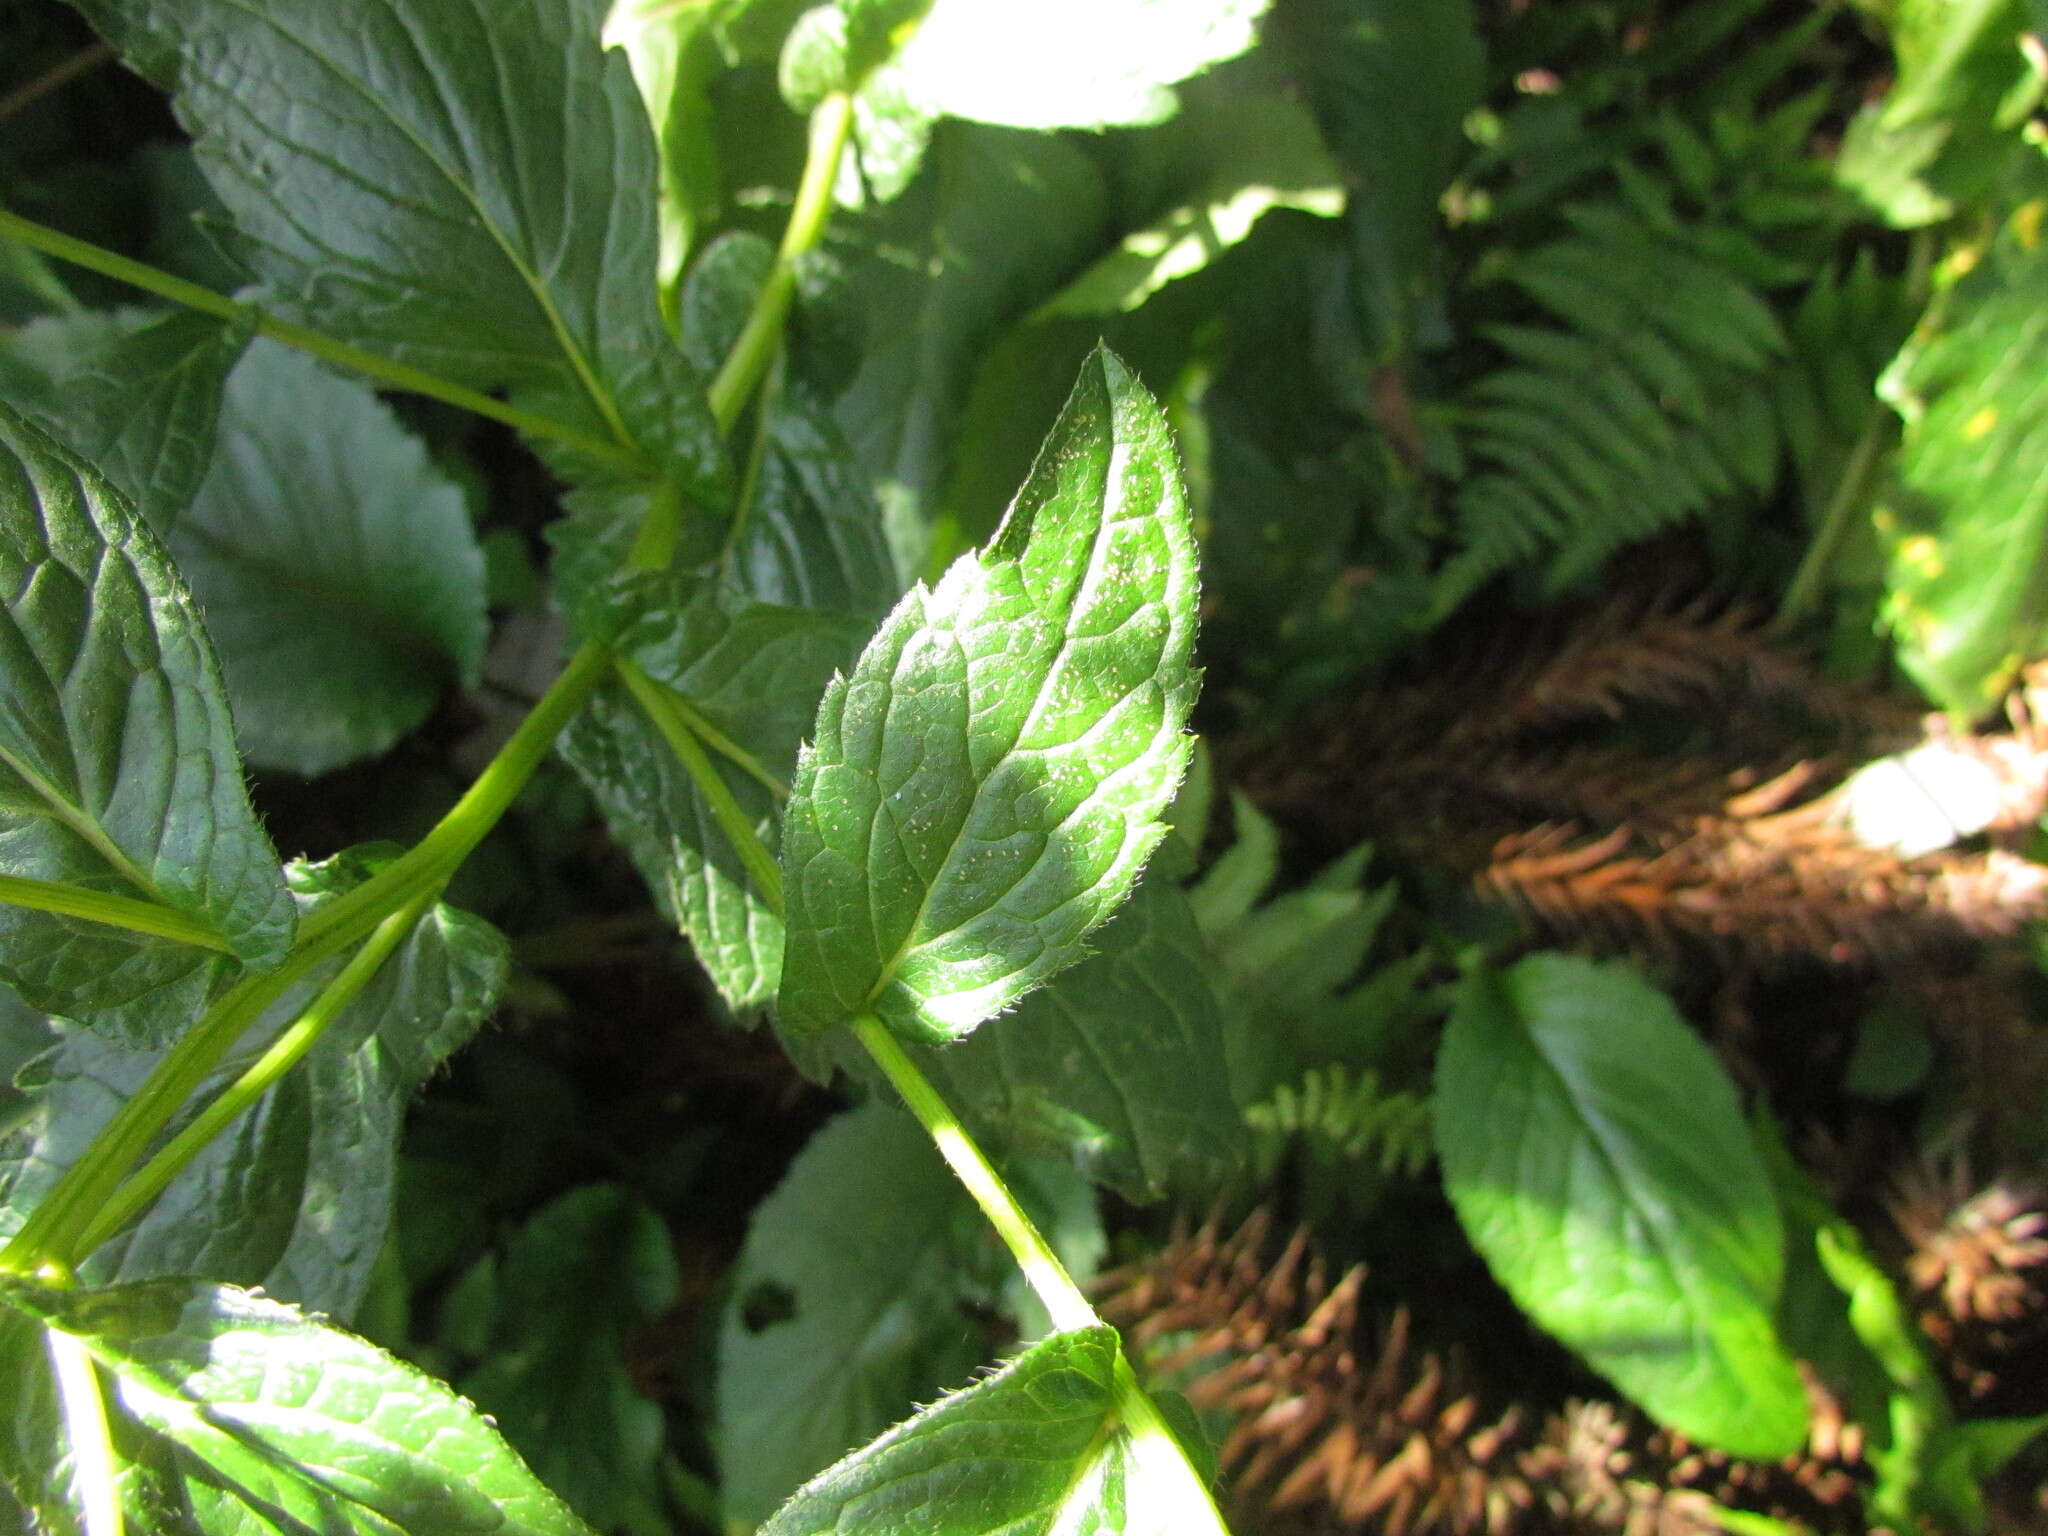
xmin=851 ymin=1011 xmax=1096 ymax=1331
xmin=0 ymin=874 xmax=235 ymax=954
xmin=0 ymin=208 xmax=646 ymax=474
xmin=615 ymin=658 xmax=786 ymax=913
xmin=706 ymin=93 xmax=854 ymax=435
xmin=851 ymin=1012 xmax=1232 ymax=1530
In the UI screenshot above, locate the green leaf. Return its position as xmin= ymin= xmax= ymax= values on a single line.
xmin=1284 ymin=0 xmax=1481 ymax=349
xmin=1031 ymin=89 xmax=1344 ymax=321
xmin=0 ymin=1275 xmax=596 ymax=1536
xmin=0 ymin=306 xmax=251 ymax=532
xmin=777 ymin=346 xmax=1199 ymax=1044
xmin=807 ymin=0 xmax=1269 ymax=202
xmin=165 ymin=339 xmax=488 ymax=776
xmin=0 ymin=847 xmax=506 ymax=1320
xmin=758 ymin=1327 xmax=1133 ymax=1536
xmin=1434 ymin=953 xmax=1809 ymax=1459
xmin=715 ymin=1101 xmax=985 ymax=1524
xmin=457 ymin=1185 xmax=679 ymax=1535
xmin=602 ymin=0 xmax=729 ymax=324
xmin=914 ymin=877 xmax=1243 ymax=1203
xmin=71 ymin=0 xmax=720 ymax=490
xmin=1835 ymin=0 xmax=2041 ymax=227
xmin=1878 ymin=190 xmax=2048 ymax=715
xmin=0 ymin=401 xmax=293 ymax=1033
xmin=562 ymin=581 xmax=864 ymax=1007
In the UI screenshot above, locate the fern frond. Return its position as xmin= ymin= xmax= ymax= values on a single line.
xmin=1244 ymin=1064 xmax=1435 ymax=1184
xmin=1439 ymin=204 xmax=1796 ymax=613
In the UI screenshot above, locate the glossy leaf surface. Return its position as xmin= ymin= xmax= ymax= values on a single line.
xmin=777 ymin=348 xmax=1198 ymax=1043
xmin=758 ymin=1326 xmax=1129 ymax=1536
xmin=72 ymin=0 xmax=719 ymax=488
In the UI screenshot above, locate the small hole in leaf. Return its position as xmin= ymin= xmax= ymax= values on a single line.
xmin=741 ymin=1280 xmax=797 ymax=1333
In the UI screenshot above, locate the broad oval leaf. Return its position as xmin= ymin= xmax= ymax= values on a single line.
xmin=0 ymin=1275 xmax=595 ymax=1536
xmin=1434 ymin=954 xmax=1809 ymax=1459
xmin=776 ymin=346 xmax=1199 ymax=1043
xmin=72 ymin=0 xmax=719 ymax=490
xmin=758 ymin=1325 xmax=1126 ymax=1536
xmin=715 ymin=1101 xmax=985 ymax=1524
xmin=170 ymin=339 xmax=489 ymax=776
xmin=0 ymin=402 xmax=293 ymax=1031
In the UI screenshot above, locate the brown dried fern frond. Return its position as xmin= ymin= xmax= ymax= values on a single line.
xmin=1521 ymin=1388 xmax=1868 ymax=1536
xmin=1889 ymin=1160 xmax=2048 ymax=1405
xmin=1097 ymin=1211 xmax=1539 ymax=1536
xmin=1479 ymin=784 xmax=2048 ymax=971
xmin=1098 ymin=1213 xmax=1873 ymax=1535
xmin=1461 ymin=591 xmax=1899 ymax=749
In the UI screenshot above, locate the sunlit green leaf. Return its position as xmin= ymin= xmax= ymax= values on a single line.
xmin=758 ymin=1325 xmax=1127 ymax=1536
xmin=777 ymin=347 xmax=1198 ymax=1043
xmin=1878 ymin=187 xmax=2048 ymax=714
xmin=1435 ymin=954 xmax=1809 ymax=1459
xmin=0 ymin=1275 xmax=595 ymax=1536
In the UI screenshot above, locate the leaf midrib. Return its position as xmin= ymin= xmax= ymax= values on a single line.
xmin=211 ymin=0 xmax=640 ymax=456
xmin=0 ymin=742 xmax=165 ymax=905
xmin=859 ymin=464 xmax=1131 ymax=1016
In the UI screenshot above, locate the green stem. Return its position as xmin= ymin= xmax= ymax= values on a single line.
xmin=44 ymin=1326 xmax=123 ymax=1536
xmin=718 ymin=348 xmax=781 ymax=576
xmin=1 ymin=641 xmax=610 ymax=1274
xmin=0 ymin=875 xmax=235 ymax=953
xmin=74 ymin=888 xmax=440 ymax=1259
xmin=706 ymin=93 xmax=853 ymax=436
xmin=851 ymin=1014 xmax=1229 ymax=1529
xmin=626 ymin=477 xmax=686 ymax=573
xmin=1774 ymin=414 xmax=1890 ymax=631
xmin=0 ymin=208 xmax=644 ymax=474
xmin=615 ymin=659 xmax=785 ymax=915
xmin=670 ymin=691 xmax=789 ymax=800
xmin=853 ymin=1014 xmax=1094 ymax=1328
